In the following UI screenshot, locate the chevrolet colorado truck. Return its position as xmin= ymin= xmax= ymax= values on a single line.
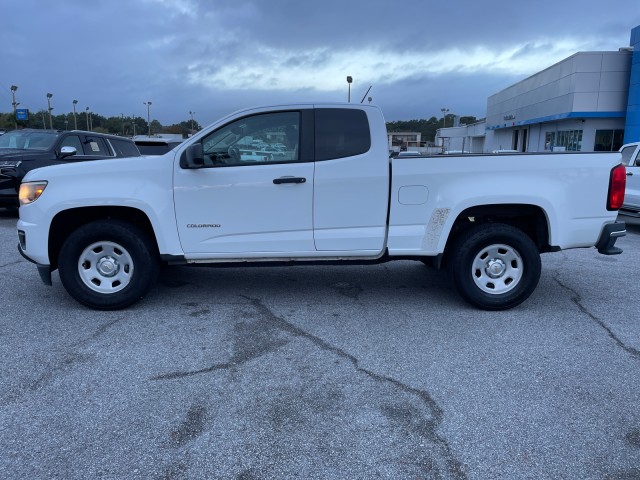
xmin=17 ymin=104 xmax=627 ymax=310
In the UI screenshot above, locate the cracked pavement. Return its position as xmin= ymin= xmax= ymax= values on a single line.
xmin=1 ymin=209 xmax=639 ymax=479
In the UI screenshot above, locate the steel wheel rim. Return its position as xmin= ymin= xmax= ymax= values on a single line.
xmin=77 ymin=241 xmax=134 ymax=294
xmin=471 ymin=243 xmax=523 ymax=294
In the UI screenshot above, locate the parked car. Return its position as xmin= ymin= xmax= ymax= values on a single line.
xmin=619 ymin=141 xmax=640 ymax=218
xmin=17 ymin=104 xmax=625 ymax=311
xmin=133 ymin=137 xmax=184 ymax=156
xmin=0 ymin=129 xmax=140 ymax=208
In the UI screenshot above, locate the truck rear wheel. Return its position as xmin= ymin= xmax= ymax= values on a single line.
xmin=58 ymin=220 xmax=159 ymax=310
xmin=449 ymin=223 xmax=541 ymax=310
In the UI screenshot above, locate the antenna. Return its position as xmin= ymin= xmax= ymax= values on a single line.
xmin=360 ymin=86 xmax=372 ymax=104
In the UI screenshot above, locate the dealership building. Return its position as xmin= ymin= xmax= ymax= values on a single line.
xmin=436 ymin=24 xmax=640 ymax=153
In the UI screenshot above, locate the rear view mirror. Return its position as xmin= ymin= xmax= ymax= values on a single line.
xmin=180 ymin=143 xmax=204 ymax=169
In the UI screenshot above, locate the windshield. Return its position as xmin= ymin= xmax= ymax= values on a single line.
xmin=0 ymin=131 xmax=58 ymax=150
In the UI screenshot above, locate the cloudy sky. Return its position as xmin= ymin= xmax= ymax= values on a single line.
xmin=1 ymin=0 xmax=639 ymax=126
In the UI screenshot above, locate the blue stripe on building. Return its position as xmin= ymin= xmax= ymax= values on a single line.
xmin=624 ymin=25 xmax=640 ymax=143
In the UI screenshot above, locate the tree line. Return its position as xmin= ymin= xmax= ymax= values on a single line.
xmin=1 ymin=110 xmax=477 ymax=142
xmin=386 ymin=115 xmax=479 ymax=143
xmin=0 ymin=110 xmax=201 ymax=137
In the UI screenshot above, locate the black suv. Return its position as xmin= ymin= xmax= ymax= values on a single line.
xmin=0 ymin=129 xmax=141 ymax=208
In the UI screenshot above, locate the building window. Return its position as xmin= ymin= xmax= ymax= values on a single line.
xmin=594 ymin=129 xmax=624 ymax=151
xmin=544 ymin=130 xmax=583 ymax=151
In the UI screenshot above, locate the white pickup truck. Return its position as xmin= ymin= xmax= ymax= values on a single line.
xmin=620 ymin=141 xmax=640 ymax=218
xmin=17 ymin=104 xmax=627 ymax=310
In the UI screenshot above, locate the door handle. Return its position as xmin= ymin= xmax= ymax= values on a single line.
xmin=273 ymin=176 xmax=306 ymax=184
xmin=627 ymin=172 xmax=633 ymax=176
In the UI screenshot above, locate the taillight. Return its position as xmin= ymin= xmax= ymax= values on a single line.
xmin=607 ymin=164 xmax=626 ymax=211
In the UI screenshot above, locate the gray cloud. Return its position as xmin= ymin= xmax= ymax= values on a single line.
xmin=1 ymin=0 xmax=639 ymax=125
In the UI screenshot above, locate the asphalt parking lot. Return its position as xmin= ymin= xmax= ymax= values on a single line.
xmin=0 ymin=208 xmax=639 ymax=480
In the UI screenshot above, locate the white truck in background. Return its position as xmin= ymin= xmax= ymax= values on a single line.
xmin=17 ymin=103 xmax=627 ymax=310
xmin=620 ymin=141 xmax=640 ymax=218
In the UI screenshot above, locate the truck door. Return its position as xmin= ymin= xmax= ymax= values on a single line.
xmin=312 ymin=107 xmax=389 ymax=253
xmin=622 ymin=144 xmax=640 ymax=211
xmin=174 ymin=110 xmax=316 ymax=255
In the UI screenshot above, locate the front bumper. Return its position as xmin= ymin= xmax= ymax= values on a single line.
xmin=595 ymin=221 xmax=626 ymax=255
xmin=18 ymin=243 xmax=52 ymax=285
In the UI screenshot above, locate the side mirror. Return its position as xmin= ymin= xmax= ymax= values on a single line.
xmin=59 ymin=146 xmax=77 ymax=159
xmin=180 ymin=143 xmax=205 ymax=169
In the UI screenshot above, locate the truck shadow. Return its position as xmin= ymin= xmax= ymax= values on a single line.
xmin=154 ymin=261 xmax=460 ymax=309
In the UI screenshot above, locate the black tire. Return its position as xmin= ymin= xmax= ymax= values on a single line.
xmin=449 ymin=223 xmax=541 ymax=310
xmin=58 ymin=220 xmax=159 ymax=310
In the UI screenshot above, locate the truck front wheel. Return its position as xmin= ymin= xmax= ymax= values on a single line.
xmin=58 ymin=220 xmax=159 ymax=310
xmin=449 ymin=223 xmax=541 ymax=310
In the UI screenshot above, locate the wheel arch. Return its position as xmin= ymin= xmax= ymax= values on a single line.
xmin=442 ymin=203 xmax=552 ymax=267
xmin=49 ymin=206 xmax=159 ymax=270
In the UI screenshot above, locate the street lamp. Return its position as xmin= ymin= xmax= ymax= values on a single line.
xmin=10 ymin=85 xmax=18 ymax=129
xmin=189 ymin=110 xmax=196 ymax=133
xmin=441 ymin=108 xmax=449 ymax=128
xmin=346 ymin=76 xmax=353 ymax=103
xmin=72 ymin=100 xmax=78 ymax=130
xmin=143 ymin=101 xmax=152 ymax=137
xmin=121 ymin=113 xmax=125 ymax=136
xmin=85 ymin=107 xmax=90 ymax=131
xmin=46 ymin=93 xmax=54 ymax=129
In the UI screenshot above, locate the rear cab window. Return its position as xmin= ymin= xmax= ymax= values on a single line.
xmin=314 ymin=108 xmax=371 ymax=161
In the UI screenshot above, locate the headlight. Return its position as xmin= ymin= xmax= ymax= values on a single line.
xmin=19 ymin=181 xmax=48 ymax=206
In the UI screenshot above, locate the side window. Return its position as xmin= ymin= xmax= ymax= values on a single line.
xmin=315 ymin=108 xmax=371 ymax=161
xmin=201 ymin=111 xmax=300 ymax=167
xmin=110 ymin=138 xmax=141 ymax=157
xmin=59 ymin=135 xmax=83 ymax=153
xmin=82 ymin=137 xmax=112 ymax=156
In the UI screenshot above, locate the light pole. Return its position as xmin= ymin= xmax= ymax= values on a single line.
xmin=85 ymin=107 xmax=90 ymax=131
xmin=189 ymin=110 xmax=195 ymax=133
xmin=72 ymin=100 xmax=78 ymax=129
xmin=346 ymin=76 xmax=353 ymax=103
xmin=10 ymin=85 xmax=18 ymax=129
xmin=441 ymin=108 xmax=449 ymax=128
xmin=144 ymin=101 xmax=152 ymax=137
xmin=132 ymin=113 xmax=136 ymax=137
xmin=121 ymin=113 xmax=125 ymax=135
xmin=46 ymin=93 xmax=54 ymax=129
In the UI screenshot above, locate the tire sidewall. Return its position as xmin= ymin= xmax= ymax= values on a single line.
xmin=58 ymin=220 xmax=158 ymax=310
xmin=451 ymin=224 xmax=541 ymax=310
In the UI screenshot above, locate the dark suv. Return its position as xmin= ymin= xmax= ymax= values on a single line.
xmin=0 ymin=129 xmax=140 ymax=208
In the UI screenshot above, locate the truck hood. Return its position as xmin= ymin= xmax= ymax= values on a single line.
xmin=22 ymin=152 xmax=172 ymax=183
